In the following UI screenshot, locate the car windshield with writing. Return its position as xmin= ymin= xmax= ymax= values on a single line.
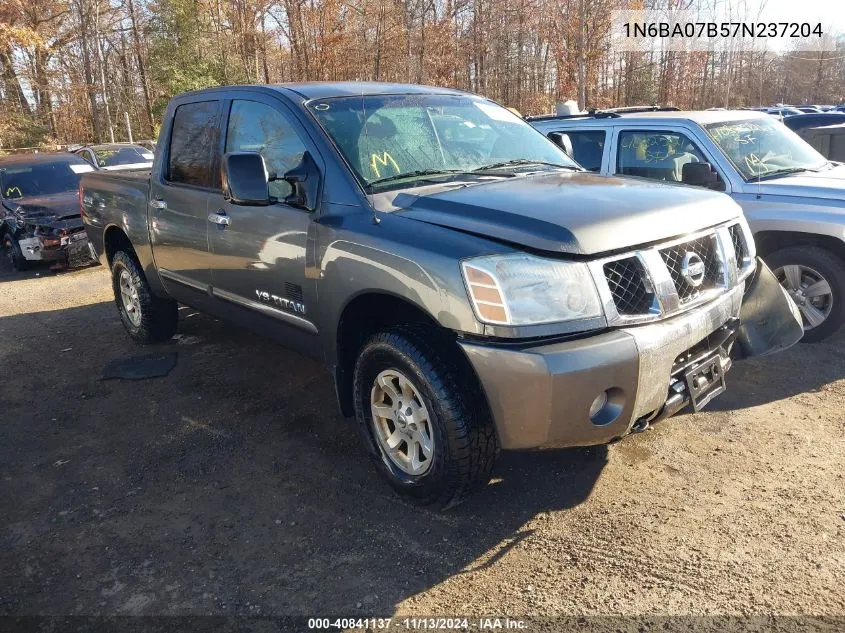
xmin=704 ymin=117 xmax=829 ymax=180
xmin=0 ymin=158 xmax=93 ymax=199
xmin=307 ymin=94 xmax=579 ymax=192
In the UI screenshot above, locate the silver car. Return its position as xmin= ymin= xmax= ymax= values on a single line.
xmin=530 ymin=109 xmax=845 ymax=341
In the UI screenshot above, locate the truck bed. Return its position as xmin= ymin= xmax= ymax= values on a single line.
xmin=80 ymin=169 xmax=153 ymax=267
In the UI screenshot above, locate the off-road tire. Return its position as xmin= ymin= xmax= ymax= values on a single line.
xmin=767 ymin=245 xmax=845 ymax=343
xmin=353 ymin=324 xmax=498 ymax=509
xmin=111 ymin=250 xmax=178 ymax=344
xmin=2 ymin=233 xmax=29 ymax=272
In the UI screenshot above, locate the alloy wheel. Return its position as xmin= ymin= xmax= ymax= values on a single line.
xmin=775 ymin=264 xmax=833 ymax=331
xmin=370 ymin=369 xmax=435 ymax=476
xmin=118 ymin=268 xmax=142 ymax=327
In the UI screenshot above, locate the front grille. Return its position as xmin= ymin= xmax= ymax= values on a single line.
xmin=728 ymin=224 xmax=747 ymax=269
xmin=603 ymin=257 xmax=654 ymax=315
xmin=659 ymin=235 xmax=721 ymax=303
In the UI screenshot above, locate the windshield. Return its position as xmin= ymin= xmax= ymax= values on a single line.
xmin=93 ymin=146 xmax=153 ymax=167
xmin=704 ymin=118 xmax=828 ymax=180
xmin=307 ymin=94 xmax=579 ymax=191
xmin=0 ymin=159 xmax=92 ymax=199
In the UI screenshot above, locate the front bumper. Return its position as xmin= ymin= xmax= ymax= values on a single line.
xmin=20 ymin=231 xmax=97 ymax=268
xmin=460 ymin=284 xmax=745 ymax=450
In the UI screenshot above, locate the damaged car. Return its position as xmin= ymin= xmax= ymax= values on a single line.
xmin=1 ymin=153 xmax=98 ymax=271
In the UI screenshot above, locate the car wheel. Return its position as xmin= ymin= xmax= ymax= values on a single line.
xmin=111 ymin=250 xmax=178 ymax=343
xmin=353 ymin=325 xmax=498 ymax=509
xmin=768 ymin=245 xmax=845 ymax=343
xmin=2 ymin=234 xmax=29 ymax=272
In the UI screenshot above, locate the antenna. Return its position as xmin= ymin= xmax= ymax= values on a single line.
xmin=756 ymin=121 xmax=762 ymax=199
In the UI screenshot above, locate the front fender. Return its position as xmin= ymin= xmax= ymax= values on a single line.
xmin=735 ymin=257 xmax=804 ymax=359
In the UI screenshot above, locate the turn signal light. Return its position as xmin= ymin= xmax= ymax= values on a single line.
xmin=463 ymin=265 xmax=509 ymax=324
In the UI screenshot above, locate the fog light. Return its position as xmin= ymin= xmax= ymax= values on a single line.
xmin=589 ymin=391 xmax=608 ymax=419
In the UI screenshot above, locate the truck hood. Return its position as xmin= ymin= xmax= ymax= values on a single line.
xmin=390 ymin=171 xmax=740 ymax=255
xmin=2 ymin=191 xmax=83 ymax=230
xmin=750 ymin=163 xmax=845 ymax=202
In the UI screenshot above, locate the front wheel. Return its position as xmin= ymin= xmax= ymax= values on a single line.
xmin=2 ymin=234 xmax=29 ymax=272
xmin=111 ymin=250 xmax=178 ymax=343
xmin=768 ymin=245 xmax=845 ymax=343
xmin=353 ymin=325 xmax=498 ymax=509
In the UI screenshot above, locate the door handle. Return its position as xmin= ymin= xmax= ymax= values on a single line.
xmin=150 ymin=198 xmax=167 ymax=210
xmin=208 ymin=211 xmax=231 ymax=226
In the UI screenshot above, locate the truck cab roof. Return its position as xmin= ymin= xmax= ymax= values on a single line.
xmin=176 ymin=82 xmax=473 ymax=102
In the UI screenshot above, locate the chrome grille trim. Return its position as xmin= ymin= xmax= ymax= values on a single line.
xmin=588 ymin=219 xmax=755 ymax=326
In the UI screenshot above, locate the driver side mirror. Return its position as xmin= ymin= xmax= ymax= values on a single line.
xmin=682 ymin=162 xmax=726 ymax=191
xmin=222 ymin=152 xmax=270 ymax=206
xmin=548 ymin=132 xmax=574 ymax=157
xmin=282 ymin=151 xmax=321 ymax=213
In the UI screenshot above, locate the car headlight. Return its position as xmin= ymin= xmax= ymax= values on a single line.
xmin=737 ymin=215 xmax=756 ymax=261
xmin=461 ymin=253 xmax=603 ymax=326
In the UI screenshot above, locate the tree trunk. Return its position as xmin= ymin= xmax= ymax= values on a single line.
xmin=76 ymin=0 xmax=102 ymax=141
xmin=0 ymin=47 xmax=32 ymax=116
xmin=126 ymin=0 xmax=155 ymax=135
xmin=94 ymin=2 xmax=115 ymax=142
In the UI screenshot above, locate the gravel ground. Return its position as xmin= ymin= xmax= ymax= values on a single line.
xmin=0 ymin=262 xmax=843 ymax=625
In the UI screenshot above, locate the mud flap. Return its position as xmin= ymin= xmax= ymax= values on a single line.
xmin=734 ymin=257 xmax=804 ymax=359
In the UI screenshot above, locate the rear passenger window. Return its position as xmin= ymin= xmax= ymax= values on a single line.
xmin=225 ymin=100 xmax=306 ymax=200
xmin=168 ymin=101 xmax=219 ymax=188
xmin=551 ymin=130 xmax=606 ymax=171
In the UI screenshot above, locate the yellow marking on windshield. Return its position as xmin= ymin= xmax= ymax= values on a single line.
xmin=5 ymin=186 xmax=22 ymax=198
xmin=370 ymin=152 xmax=400 ymax=178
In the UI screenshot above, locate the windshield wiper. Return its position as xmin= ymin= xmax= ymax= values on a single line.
xmin=755 ymin=166 xmax=821 ymax=180
xmin=472 ymin=159 xmax=580 ymax=173
xmin=365 ymin=169 xmax=467 ymax=191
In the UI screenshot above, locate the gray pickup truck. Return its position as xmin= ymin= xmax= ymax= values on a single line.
xmin=529 ymin=109 xmax=845 ymax=341
xmin=80 ymin=83 xmax=801 ymax=507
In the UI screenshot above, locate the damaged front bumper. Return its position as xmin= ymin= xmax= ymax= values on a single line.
xmin=460 ymin=258 xmax=803 ymax=450
xmin=19 ymin=229 xmax=97 ymax=268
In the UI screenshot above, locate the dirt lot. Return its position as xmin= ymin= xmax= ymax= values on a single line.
xmin=1 ymin=261 xmax=843 ymax=624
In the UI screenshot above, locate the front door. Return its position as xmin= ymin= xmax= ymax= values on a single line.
xmin=150 ymin=98 xmax=223 ymax=292
xmin=207 ymin=95 xmax=319 ymax=340
xmin=613 ymin=128 xmax=727 ymax=191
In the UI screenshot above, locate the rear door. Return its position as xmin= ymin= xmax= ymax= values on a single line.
xmin=149 ymin=98 xmax=223 ymax=294
xmin=206 ymin=92 xmax=320 ymax=339
xmin=545 ymin=129 xmax=608 ymax=173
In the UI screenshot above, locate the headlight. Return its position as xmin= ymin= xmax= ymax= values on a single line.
xmin=461 ymin=253 xmax=603 ymax=326
xmin=737 ymin=215 xmax=756 ymax=261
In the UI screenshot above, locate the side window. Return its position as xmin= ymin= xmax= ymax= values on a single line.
xmin=617 ymin=130 xmax=712 ymax=183
xmin=550 ymin=130 xmax=606 ymax=172
xmin=168 ymin=100 xmax=219 ymax=188
xmin=225 ymin=100 xmax=306 ymax=200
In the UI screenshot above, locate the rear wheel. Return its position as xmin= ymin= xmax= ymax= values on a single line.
xmin=111 ymin=250 xmax=178 ymax=343
xmin=353 ymin=325 xmax=498 ymax=509
xmin=768 ymin=245 xmax=845 ymax=342
xmin=2 ymin=234 xmax=29 ymax=272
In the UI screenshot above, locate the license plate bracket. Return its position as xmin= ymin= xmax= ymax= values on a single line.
xmin=684 ymin=350 xmax=728 ymax=411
